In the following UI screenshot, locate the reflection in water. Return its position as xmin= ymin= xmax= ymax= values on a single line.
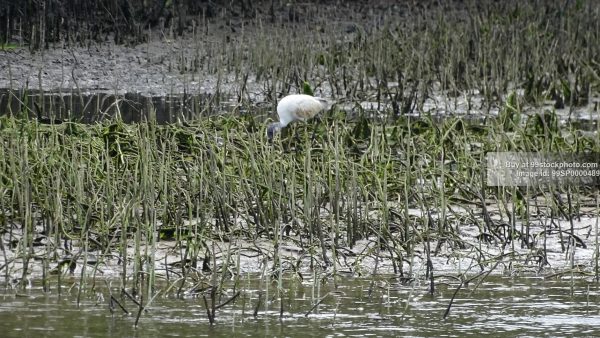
xmin=0 ymin=88 xmax=216 ymax=124
xmin=0 ymin=276 xmax=598 ymax=337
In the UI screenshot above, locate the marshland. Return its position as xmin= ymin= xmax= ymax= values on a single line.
xmin=1 ymin=0 xmax=600 ymax=336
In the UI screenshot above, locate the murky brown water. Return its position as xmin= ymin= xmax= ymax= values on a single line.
xmin=0 ymin=88 xmax=220 ymax=124
xmin=1 ymin=276 xmax=599 ymax=337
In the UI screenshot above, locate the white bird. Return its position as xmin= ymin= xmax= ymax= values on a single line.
xmin=267 ymin=94 xmax=328 ymax=141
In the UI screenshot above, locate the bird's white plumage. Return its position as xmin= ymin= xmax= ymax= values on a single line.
xmin=267 ymin=94 xmax=327 ymax=140
xmin=277 ymin=94 xmax=325 ymax=127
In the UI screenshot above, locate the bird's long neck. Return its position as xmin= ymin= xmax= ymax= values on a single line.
xmin=278 ymin=117 xmax=291 ymax=128
xmin=271 ymin=121 xmax=284 ymax=130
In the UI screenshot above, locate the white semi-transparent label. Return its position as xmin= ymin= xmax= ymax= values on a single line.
xmin=486 ymin=152 xmax=600 ymax=187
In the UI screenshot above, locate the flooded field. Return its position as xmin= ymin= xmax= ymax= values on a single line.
xmin=0 ymin=0 xmax=599 ymax=336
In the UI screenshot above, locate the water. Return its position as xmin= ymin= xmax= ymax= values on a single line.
xmin=0 ymin=88 xmax=221 ymax=124
xmin=1 ymin=276 xmax=598 ymax=337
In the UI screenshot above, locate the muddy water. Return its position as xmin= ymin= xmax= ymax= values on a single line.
xmin=0 ymin=88 xmax=220 ymax=123
xmin=1 ymin=276 xmax=598 ymax=337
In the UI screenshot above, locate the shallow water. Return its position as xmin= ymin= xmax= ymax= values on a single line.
xmin=0 ymin=88 xmax=218 ymax=124
xmin=1 ymin=276 xmax=598 ymax=337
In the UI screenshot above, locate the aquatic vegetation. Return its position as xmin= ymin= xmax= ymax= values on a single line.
xmin=0 ymin=106 xmax=598 ymax=288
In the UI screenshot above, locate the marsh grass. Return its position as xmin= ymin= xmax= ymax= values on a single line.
xmin=0 ymin=95 xmax=599 ymax=326
xmin=178 ymin=0 xmax=599 ymax=113
xmin=0 ymin=100 xmax=598 ymax=287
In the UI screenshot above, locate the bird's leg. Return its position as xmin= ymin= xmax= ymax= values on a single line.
xmin=281 ymin=127 xmax=291 ymax=152
xmin=310 ymin=116 xmax=323 ymax=146
xmin=292 ymin=125 xmax=303 ymax=152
